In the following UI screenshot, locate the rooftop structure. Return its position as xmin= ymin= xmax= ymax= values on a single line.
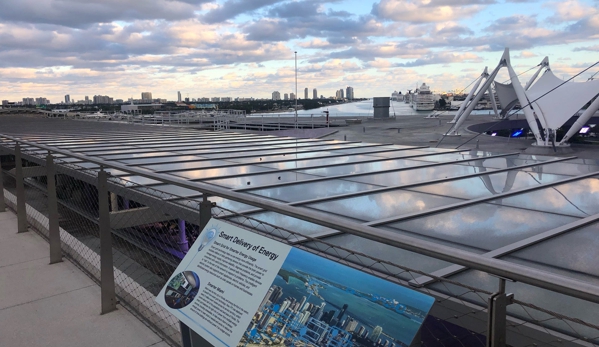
xmin=1 ymin=115 xmax=599 ymax=346
xmin=448 ymin=48 xmax=599 ymax=148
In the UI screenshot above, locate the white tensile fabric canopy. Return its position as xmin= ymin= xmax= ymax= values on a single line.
xmin=527 ymin=70 xmax=599 ymax=129
xmin=494 ymin=82 xmax=518 ymax=110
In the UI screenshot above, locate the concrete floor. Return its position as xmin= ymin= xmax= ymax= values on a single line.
xmin=0 ymin=208 xmax=170 ymax=347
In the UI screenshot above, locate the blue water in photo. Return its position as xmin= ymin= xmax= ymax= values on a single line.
xmin=267 ymin=248 xmax=435 ymax=346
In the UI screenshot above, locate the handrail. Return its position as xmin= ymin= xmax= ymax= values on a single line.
xmin=2 ymin=133 xmax=599 ymax=304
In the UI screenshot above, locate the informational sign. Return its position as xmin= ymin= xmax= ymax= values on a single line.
xmin=157 ymin=219 xmax=435 ymax=347
xmin=156 ymin=219 xmax=291 ymax=347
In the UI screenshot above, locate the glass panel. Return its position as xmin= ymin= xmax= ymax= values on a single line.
xmin=409 ymin=151 xmax=510 ymax=163
xmin=489 ymin=177 xmax=599 ymax=217
xmin=297 ymin=159 xmax=429 ymax=177
xmin=100 ymin=151 xmax=180 ymax=160
xmin=258 ymin=154 xmax=383 ymax=169
xmin=505 ymin=222 xmax=599 ymax=286
xmin=71 ymin=162 xmax=99 ymax=169
xmin=386 ymin=204 xmax=579 ymax=252
xmin=119 ymin=155 xmax=205 ymax=165
xmin=329 ymin=146 xmax=400 ymax=154
xmin=411 ymin=170 xmax=570 ymax=199
xmin=228 ymin=211 xmax=337 ymax=238
xmin=230 ymin=151 xmax=338 ymax=164
xmin=521 ymin=161 xmax=599 ymax=176
xmin=172 ymin=165 xmax=275 ymax=180
xmin=247 ymin=179 xmax=381 ymax=202
xmin=456 ymin=155 xmax=551 ymax=170
xmin=363 ymin=149 xmax=447 ymax=159
xmin=306 ymin=190 xmax=463 ymax=222
xmin=349 ymin=163 xmax=496 ymax=187
xmin=85 ymin=149 xmax=154 ymax=156
xmin=206 ymin=172 xmax=321 ymax=189
xmin=303 ymin=234 xmax=454 ymax=280
xmin=142 ymin=160 xmax=237 ymax=172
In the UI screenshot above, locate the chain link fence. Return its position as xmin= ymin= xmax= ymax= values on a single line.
xmin=1 ymin=139 xmax=598 ymax=347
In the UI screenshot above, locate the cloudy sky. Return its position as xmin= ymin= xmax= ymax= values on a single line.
xmin=1 ymin=0 xmax=598 ymax=102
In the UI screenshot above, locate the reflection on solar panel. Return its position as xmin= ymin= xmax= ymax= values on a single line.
xmin=2 ymin=117 xmax=599 ymax=345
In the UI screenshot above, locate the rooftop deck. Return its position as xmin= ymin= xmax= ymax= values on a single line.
xmin=0 ymin=209 xmax=169 ymax=347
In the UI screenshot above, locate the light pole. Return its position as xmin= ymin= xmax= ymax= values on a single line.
xmin=295 ymin=51 xmax=298 ymax=129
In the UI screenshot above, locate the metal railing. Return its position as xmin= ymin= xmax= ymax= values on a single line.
xmin=1 ymin=133 xmax=599 ymax=347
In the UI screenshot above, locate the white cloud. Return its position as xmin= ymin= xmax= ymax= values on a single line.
xmin=371 ymin=0 xmax=488 ymax=23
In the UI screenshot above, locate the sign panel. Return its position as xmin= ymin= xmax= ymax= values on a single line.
xmin=156 ymin=219 xmax=291 ymax=347
xmin=157 ymin=219 xmax=435 ymax=347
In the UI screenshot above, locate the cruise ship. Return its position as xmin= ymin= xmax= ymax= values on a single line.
xmin=411 ymin=83 xmax=435 ymax=111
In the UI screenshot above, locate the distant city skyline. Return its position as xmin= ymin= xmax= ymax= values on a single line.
xmin=0 ymin=0 xmax=598 ymax=102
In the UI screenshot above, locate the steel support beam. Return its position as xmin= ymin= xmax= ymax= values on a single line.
xmin=8 ymin=165 xmax=46 ymax=178
xmin=487 ymin=278 xmax=514 ymax=347
xmin=199 ymin=195 xmax=212 ymax=231
xmin=98 ymin=168 xmax=117 ymax=314
xmin=47 ymin=153 xmax=62 ymax=264
xmin=15 ymin=143 xmax=28 ymax=233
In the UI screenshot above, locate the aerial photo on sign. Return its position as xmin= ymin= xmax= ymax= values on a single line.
xmin=239 ymin=248 xmax=435 ymax=347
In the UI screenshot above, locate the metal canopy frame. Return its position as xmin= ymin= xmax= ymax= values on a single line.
xmin=2 ymin=132 xmax=599 ymax=307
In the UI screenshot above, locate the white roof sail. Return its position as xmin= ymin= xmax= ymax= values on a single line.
xmin=526 ymin=70 xmax=599 ymax=129
xmin=494 ymin=82 xmax=518 ymax=109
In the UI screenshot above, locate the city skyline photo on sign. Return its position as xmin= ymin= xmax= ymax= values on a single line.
xmin=239 ymin=248 xmax=435 ymax=347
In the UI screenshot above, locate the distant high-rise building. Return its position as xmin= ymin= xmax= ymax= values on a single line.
xmin=357 ymin=326 xmax=366 ymax=336
xmin=284 ymin=93 xmax=289 ymax=100
xmin=64 ymin=95 xmax=71 ymax=104
xmin=345 ymin=317 xmax=358 ymax=332
xmin=370 ymin=326 xmax=383 ymax=342
xmin=2 ymin=100 xmax=9 ymax=106
xmin=177 ymin=91 xmax=182 ymax=102
xmin=337 ymin=304 xmax=348 ymax=320
xmin=93 ymin=95 xmax=113 ymax=104
xmin=304 ymin=88 xmax=308 ymax=99
xmin=185 ymin=97 xmax=190 ymax=102
xmin=346 ymin=86 xmax=354 ymax=100
xmin=141 ymin=92 xmax=152 ymax=101
xmin=269 ymin=286 xmax=283 ymax=304
xmin=313 ymin=88 xmax=317 ymax=99
xmin=260 ymin=287 xmax=275 ymax=308
xmin=298 ymin=296 xmax=307 ymax=311
xmin=290 ymin=92 xmax=296 ymax=100
xmin=35 ymin=97 xmax=50 ymax=105
xmin=279 ymin=300 xmax=290 ymax=313
xmin=272 ymin=91 xmax=281 ymax=100
xmin=84 ymin=96 xmax=90 ymax=104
